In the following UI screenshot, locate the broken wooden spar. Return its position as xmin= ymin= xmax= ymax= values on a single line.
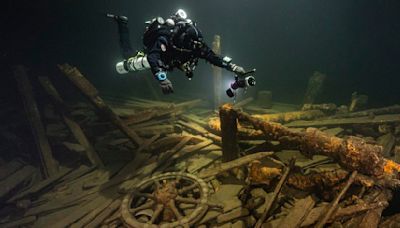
xmin=58 ymin=64 xmax=143 ymax=147
xmin=38 ymin=76 xmax=104 ymax=168
xmin=253 ymin=110 xmax=325 ymax=123
xmin=14 ymin=65 xmax=59 ymax=178
xmin=220 ymin=104 xmax=239 ymax=162
xmin=235 ymin=109 xmax=400 ymax=178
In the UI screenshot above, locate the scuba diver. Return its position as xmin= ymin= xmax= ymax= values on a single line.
xmin=108 ymin=9 xmax=247 ymax=94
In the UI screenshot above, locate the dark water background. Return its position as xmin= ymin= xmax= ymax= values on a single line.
xmin=2 ymin=0 xmax=400 ymax=106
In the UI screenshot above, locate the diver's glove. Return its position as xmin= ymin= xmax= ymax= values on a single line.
xmin=229 ymin=63 xmax=246 ymax=76
xmin=155 ymin=71 xmax=174 ymax=94
xmin=222 ymin=56 xmax=246 ymax=76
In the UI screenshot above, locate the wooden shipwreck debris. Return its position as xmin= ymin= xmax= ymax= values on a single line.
xmin=220 ymin=104 xmax=239 ymax=162
xmin=255 ymin=158 xmax=295 ymax=228
xmin=303 ymin=71 xmax=326 ymax=105
xmin=301 ymin=103 xmax=337 ymax=113
xmin=315 ymin=170 xmax=357 ymax=228
xmin=349 ymin=92 xmax=368 ymax=112
xmin=14 ymin=65 xmax=59 ymax=178
xmin=286 ymin=113 xmax=400 ymax=128
xmin=198 ymin=152 xmax=274 ymax=179
xmin=58 ymin=63 xmax=143 ymax=148
xmin=235 ymin=110 xmax=400 ymax=179
xmin=253 ymin=109 xmax=325 ymax=123
xmin=38 ymin=76 xmax=104 ymax=167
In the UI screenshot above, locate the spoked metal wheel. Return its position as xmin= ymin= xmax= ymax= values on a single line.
xmin=121 ymin=172 xmax=209 ymax=228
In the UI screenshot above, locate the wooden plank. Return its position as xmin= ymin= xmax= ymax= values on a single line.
xmin=198 ymin=152 xmax=274 ymax=179
xmin=234 ymin=97 xmax=254 ymax=108
xmin=315 ymin=171 xmax=358 ymax=228
xmin=255 ymin=159 xmax=295 ymax=228
xmin=84 ymin=199 xmax=122 ymax=228
xmin=39 ymin=76 xmax=104 ymax=167
xmin=286 ymin=114 xmax=400 ymax=128
xmin=70 ymin=198 xmax=114 ymax=228
xmin=58 ymin=64 xmax=143 ymax=148
xmin=14 ymin=65 xmax=58 ymax=177
xmin=0 ymin=165 xmax=36 ymax=200
xmin=7 ymin=168 xmax=72 ymax=203
xmin=50 ymin=193 xmax=117 ymax=228
xmin=0 ymin=159 xmax=24 ymax=180
xmin=0 ymin=216 xmax=36 ymax=228
xmin=278 ymin=196 xmax=315 ymax=228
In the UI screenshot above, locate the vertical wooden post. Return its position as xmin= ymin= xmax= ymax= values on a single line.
xmin=212 ymin=35 xmax=222 ymax=110
xmin=303 ymin=71 xmax=326 ymax=105
xmin=14 ymin=65 xmax=59 ymax=178
xmin=219 ymin=104 xmax=239 ymax=162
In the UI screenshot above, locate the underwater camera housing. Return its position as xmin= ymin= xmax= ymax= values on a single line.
xmin=226 ymin=69 xmax=256 ymax=98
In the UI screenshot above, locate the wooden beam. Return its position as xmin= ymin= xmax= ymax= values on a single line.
xmin=38 ymin=76 xmax=104 ymax=168
xmin=58 ymin=64 xmax=143 ymax=148
xmin=220 ymin=104 xmax=239 ymax=162
xmin=14 ymin=65 xmax=58 ymax=178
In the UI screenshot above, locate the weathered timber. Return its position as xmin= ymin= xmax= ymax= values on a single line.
xmin=154 ymin=136 xmax=193 ymax=173
xmin=198 ymin=152 xmax=274 ymax=179
xmin=208 ymin=116 xmax=265 ymax=140
xmin=278 ymin=195 xmax=315 ymax=228
xmin=315 ymin=171 xmax=357 ymax=228
xmin=178 ymin=120 xmax=221 ymax=144
xmin=301 ymin=201 xmax=388 ymax=227
xmin=212 ymin=35 xmax=222 ymax=109
xmin=286 ymin=114 xmax=400 ymax=128
xmin=302 ymin=103 xmax=337 ymax=113
xmin=379 ymin=213 xmax=400 ymax=228
xmin=377 ymin=133 xmax=396 ymax=158
xmin=220 ymin=104 xmax=239 ymax=162
xmin=50 ymin=193 xmax=117 ymax=228
xmin=39 ymin=76 xmax=104 ymax=167
xmin=253 ymin=110 xmax=325 ymax=123
xmin=58 ymin=64 xmax=143 ymax=147
xmin=85 ymin=199 xmax=122 ymax=228
xmin=255 ymin=158 xmax=295 ymax=228
xmin=349 ymin=92 xmax=368 ymax=112
xmin=0 ymin=165 xmax=36 ymax=200
xmin=236 ymin=109 xmax=400 ymax=178
xmin=358 ymin=189 xmax=391 ymax=228
xmin=14 ymin=65 xmax=58 ymax=177
xmin=303 ymin=71 xmax=326 ymax=104
xmin=0 ymin=160 xmax=24 ymax=180
xmin=8 ymin=168 xmax=72 ymax=202
xmin=287 ymin=169 xmax=375 ymax=192
xmin=329 ymin=104 xmax=400 ymax=119
xmin=180 ymin=114 xmax=208 ymax=127
xmin=70 ymin=198 xmax=114 ymax=228
xmin=135 ymin=124 xmax=176 ymax=137
xmin=234 ymin=97 xmax=254 ymax=108
xmin=0 ymin=216 xmax=37 ymax=228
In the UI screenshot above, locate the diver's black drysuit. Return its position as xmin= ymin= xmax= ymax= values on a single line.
xmin=115 ymin=15 xmax=245 ymax=94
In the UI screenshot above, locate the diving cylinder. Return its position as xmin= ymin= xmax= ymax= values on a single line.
xmin=115 ymin=55 xmax=150 ymax=74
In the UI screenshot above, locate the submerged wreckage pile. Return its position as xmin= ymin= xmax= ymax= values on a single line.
xmin=1 ymin=65 xmax=400 ymax=227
